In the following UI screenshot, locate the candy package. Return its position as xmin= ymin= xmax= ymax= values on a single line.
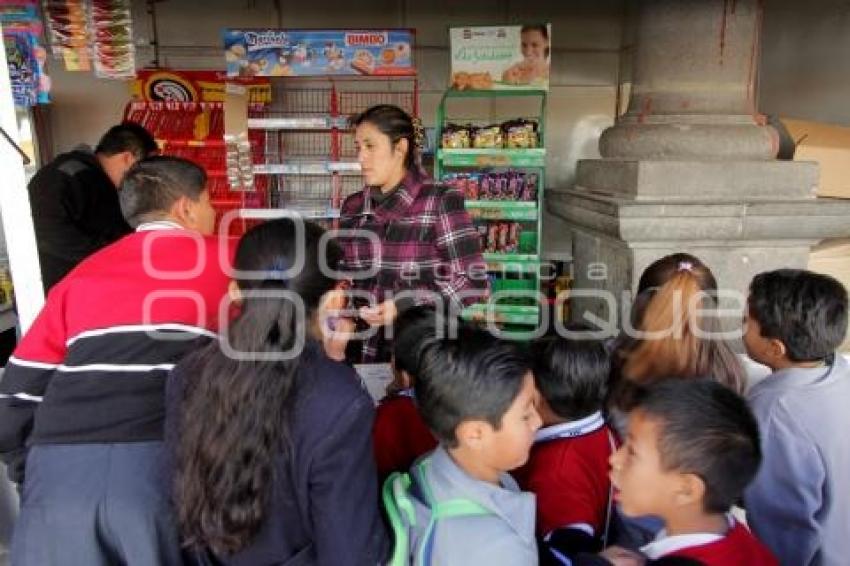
xmin=442 ymin=171 xmax=538 ymax=202
xmin=472 ymin=125 xmax=503 ymax=148
xmin=441 ymin=123 xmax=472 ymax=148
xmin=503 ymin=119 xmax=538 ymax=149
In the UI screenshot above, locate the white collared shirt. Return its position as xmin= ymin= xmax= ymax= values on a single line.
xmin=534 ymin=411 xmax=606 ymax=443
xmin=640 ymin=515 xmax=733 ymax=559
xmin=136 ymin=220 xmax=184 ymax=232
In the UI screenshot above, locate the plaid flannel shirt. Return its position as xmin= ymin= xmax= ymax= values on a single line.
xmin=338 ymin=172 xmax=487 ymax=362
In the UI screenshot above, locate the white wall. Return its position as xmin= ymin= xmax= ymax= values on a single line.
xmin=46 ymin=0 xmax=626 ymax=188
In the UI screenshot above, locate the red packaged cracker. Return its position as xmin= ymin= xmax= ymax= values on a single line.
xmin=467 ymin=174 xmax=479 ymax=200
xmin=498 ymin=222 xmax=509 ymax=252
xmin=507 ymin=223 xmax=520 ymax=253
xmin=480 ymin=174 xmax=491 ymax=201
xmin=487 ymin=223 xmax=499 ymax=253
xmin=477 ymin=224 xmax=488 ymax=250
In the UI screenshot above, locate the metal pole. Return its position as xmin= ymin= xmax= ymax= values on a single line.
xmin=0 ymin=22 xmax=46 ymax=332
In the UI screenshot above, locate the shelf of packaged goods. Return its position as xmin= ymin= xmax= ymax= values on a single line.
xmin=246 ymin=116 xmax=350 ymax=130
xmin=443 ymin=88 xmax=548 ymax=99
xmin=253 ymin=161 xmax=361 ymax=176
xmin=464 ymin=200 xmax=537 ymax=220
xmin=228 ymin=207 xmax=341 ymax=220
xmin=481 ymin=253 xmax=541 ymax=273
xmin=461 ymin=303 xmax=540 ymax=326
xmin=437 ymin=148 xmax=546 ymax=168
xmin=157 ymin=138 xmax=226 ymax=148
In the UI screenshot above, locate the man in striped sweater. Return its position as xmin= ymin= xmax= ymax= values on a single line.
xmin=0 ymin=156 xmax=236 ymax=566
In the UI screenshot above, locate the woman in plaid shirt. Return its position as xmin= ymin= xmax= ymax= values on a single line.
xmin=338 ymin=105 xmax=487 ymax=362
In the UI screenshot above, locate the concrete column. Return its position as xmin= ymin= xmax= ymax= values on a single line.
xmin=547 ymin=0 xmax=850 ymax=326
xmin=601 ymin=0 xmax=778 ymax=161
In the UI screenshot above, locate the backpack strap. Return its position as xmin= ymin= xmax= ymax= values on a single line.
xmin=414 ymin=458 xmax=493 ymax=566
xmin=601 ymin=427 xmax=618 ymax=548
xmin=383 ymin=472 xmax=416 ymax=566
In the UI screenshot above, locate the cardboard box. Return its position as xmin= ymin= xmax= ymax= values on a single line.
xmin=808 ymin=238 xmax=850 ymax=352
xmin=781 ymin=118 xmax=850 ymax=199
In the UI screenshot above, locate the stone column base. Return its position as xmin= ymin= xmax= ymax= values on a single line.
xmin=547 ymin=186 xmax=850 ymax=325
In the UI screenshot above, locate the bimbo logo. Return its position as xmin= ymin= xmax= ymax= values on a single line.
xmin=345 ymin=32 xmax=388 ymax=47
xmin=244 ymin=31 xmax=288 ymax=52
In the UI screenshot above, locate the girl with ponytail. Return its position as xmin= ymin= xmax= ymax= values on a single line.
xmin=610 ymin=253 xmax=746 ymax=411
xmin=166 ymin=218 xmax=388 ymax=565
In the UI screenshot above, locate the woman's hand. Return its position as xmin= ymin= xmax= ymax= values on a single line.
xmin=358 ymin=299 xmax=398 ymax=328
xmin=318 ymin=287 xmax=354 ymax=361
xmin=322 ymin=316 xmax=354 ymax=362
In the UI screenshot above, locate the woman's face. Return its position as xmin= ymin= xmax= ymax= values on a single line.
xmin=354 ymin=122 xmax=407 ymax=189
xmin=521 ymin=29 xmax=547 ymax=62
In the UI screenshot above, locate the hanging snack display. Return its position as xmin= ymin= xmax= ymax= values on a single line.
xmin=224 ymin=133 xmax=255 ymax=192
xmin=41 ymin=0 xmax=135 ymax=78
xmin=89 ymin=0 xmax=134 ymax=78
xmin=1 ymin=0 xmax=51 ymax=105
xmin=43 ymin=0 xmax=90 ymax=71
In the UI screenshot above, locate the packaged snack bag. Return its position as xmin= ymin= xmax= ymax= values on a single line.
xmin=503 ymin=119 xmax=539 ymax=149
xmin=507 ymin=223 xmax=520 ymax=253
xmin=472 ymin=125 xmax=503 ymax=148
xmin=467 ymin=174 xmax=480 ymax=200
xmin=486 ymin=222 xmax=499 ymax=253
xmin=441 ymin=123 xmax=471 ymax=148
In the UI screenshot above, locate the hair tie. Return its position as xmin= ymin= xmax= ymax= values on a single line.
xmin=267 ymin=257 xmax=291 ymax=287
xmin=411 ymin=116 xmax=426 ymax=151
xmin=677 ymin=261 xmax=694 ymax=272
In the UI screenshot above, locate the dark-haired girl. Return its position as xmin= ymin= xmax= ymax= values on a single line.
xmin=166 ymin=218 xmax=388 ymax=565
xmin=338 ymin=104 xmax=486 ymax=363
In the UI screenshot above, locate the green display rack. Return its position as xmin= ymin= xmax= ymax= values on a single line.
xmin=434 ymin=88 xmax=547 ymax=330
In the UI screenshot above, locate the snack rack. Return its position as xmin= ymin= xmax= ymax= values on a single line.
xmin=247 ymin=77 xmax=418 ymax=223
xmin=434 ymin=89 xmax=547 ymax=336
xmin=124 ymin=100 xmax=268 ymax=236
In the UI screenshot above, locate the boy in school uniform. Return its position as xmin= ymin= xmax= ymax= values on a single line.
xmin=383 ymin=326 xmax=542 ymax=566
xmin=372 ymin=306 xmax=438 ymax=480
xmin=743 ymin=269 xmax=850 ymax=566
xmin=514 ymin=334 xmax=617 ymax=563
xmin=589 ymin=380 xmax=777 ymax=566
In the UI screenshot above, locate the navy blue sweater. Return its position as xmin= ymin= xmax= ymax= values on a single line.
xmin=165 ymin=343 xmax=389 ymax=566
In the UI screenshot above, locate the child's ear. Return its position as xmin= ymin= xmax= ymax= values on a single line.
xmin=455 ymin=420 xmax=489 ymax=451
xmin=228 ymin=280 xmax=242 ymax=305
xmin=768 ymin=337 xmax=788 ymax=360
xmin=674 ymin=472 xmax=706 ymax=508
xmin=399 ymin=370 xmax=413 ymax=389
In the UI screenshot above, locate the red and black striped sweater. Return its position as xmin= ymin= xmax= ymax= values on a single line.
xmin=0 ymin=226 xmax=236 ymax=483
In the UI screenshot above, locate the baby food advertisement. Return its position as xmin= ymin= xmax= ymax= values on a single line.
xmin=223 ymin=29 xmax=416 ymax=77
xmin=449 ymin=25 xmax=551 ymax=90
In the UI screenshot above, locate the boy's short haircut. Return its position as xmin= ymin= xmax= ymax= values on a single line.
xmin=392 ymin=306 xmax=441 ymax=377
xmin=119 ymin=156 xmax=207 ymax=227
xmin=415 ymin=326 xmax=530 ymax=448
xmin=749 ymin=269 xmax=849 ymax=362
xmin=634 ymin=379 xmax=762 ymax=514
xmin=95 ymin=122 xmax=158 ymax=159
xmin=531 ymin=329 xmax=610 ymax=421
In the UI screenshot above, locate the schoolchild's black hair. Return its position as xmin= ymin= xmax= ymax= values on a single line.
xmin=415 ymin=325 xmax=530 ymax=447
xmin=634 ymin=379 xmax=762 ymax=513
xmin=748 ymin=269 xmax=848 ymax=362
